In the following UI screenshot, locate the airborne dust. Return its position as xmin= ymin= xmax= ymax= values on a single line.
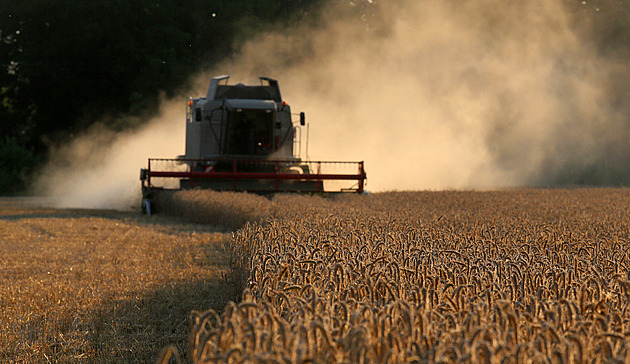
xmin=36 ymin=0 xmax=630 ymax=209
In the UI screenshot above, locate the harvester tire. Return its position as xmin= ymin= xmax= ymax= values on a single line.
xmin=142 ymin=199 xmax=152 ymax=215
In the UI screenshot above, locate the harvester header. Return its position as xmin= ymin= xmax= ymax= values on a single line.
xmin=140 ymin=76 xmax=366 ymax=213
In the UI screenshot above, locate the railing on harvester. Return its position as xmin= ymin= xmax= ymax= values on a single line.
xmin=141 ymin=158 xmax=367 ymax=194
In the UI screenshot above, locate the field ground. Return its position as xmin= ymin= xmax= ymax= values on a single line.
xmin=171 ymin=188 xmax=630 ymax=363
xmin=0 ymin=199 xmax=235 ymax=363
xmin=4 ymin=189 xmax=630 ymax=363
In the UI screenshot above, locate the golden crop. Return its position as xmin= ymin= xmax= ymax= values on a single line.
xmin=158 ymin=190 xmax=273 ymax=230
xmin=0 ymin=205 xmax=234 ymax=363
xmin=177 ymin=189 xmax=630 ymax=363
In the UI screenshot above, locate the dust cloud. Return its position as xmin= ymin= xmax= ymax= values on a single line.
xmin=224 ymin=0 xmax=630 ymax=190
xmin=35 ymin=0 xmax=630 ymax=210
xmin=34 ymin=101 xmax=185 ymax=210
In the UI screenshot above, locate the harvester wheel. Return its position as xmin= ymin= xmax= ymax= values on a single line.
xmin=142 ymin=199 xmax=152 ymax=215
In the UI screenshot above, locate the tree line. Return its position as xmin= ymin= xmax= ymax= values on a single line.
xmin=0 ymin=0 xmax=329 ymax=194
xmin=0 ymin=0 xmax=628 ymax=194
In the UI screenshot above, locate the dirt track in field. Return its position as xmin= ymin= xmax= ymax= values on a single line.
xmin=0 ymin=198 xmax=235 ymax=363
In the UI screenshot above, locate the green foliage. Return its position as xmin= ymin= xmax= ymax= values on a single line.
xmin=0 ymin=138 xmax=38 ymax=195
xmin=4 ymin=0 xmax=199 ymax=137
xmin=0 ymin=0 xmax=325 ymax=193
xmin=0 ymin=0 xmax=324 ymax=145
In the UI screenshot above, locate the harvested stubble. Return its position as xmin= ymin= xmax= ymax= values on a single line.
xmin=182 ymin=188 xmax=630 ymax=363
xmin=0 ymin=207 xmax=234 ymax=363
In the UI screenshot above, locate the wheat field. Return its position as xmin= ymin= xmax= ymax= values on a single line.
xmin=0 ymin=201 xmax=235 ymax=363
xmin=4 ymin=189 xmax=630 ymax=363
xmin=165 ymin=189 xmax=630 ymax=363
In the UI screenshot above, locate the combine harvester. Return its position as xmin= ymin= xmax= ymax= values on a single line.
xmin=140 ymin=75 xmax=367 ymax=213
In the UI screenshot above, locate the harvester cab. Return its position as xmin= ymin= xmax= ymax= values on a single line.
xmin=184 ymin=76 xmax=300 ymax=162
xmin=140 ymin=75 xmax=366 ymax=213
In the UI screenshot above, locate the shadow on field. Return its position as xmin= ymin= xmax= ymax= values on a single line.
xmin=0 ymin=207 xmax=231 ymax=235
xmin=86 ymin=276 xmax=241 ymax=363
xmin=0 ymin=210 xmax=118 ymax=221
xmin=0 ymin=203 xmax=133 ymax=221
xmin=0 ymin=198 xmax=245 ymax=362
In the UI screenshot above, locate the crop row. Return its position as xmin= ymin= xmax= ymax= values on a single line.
xmin=167 ymin=189 xmax=630 ymax=363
